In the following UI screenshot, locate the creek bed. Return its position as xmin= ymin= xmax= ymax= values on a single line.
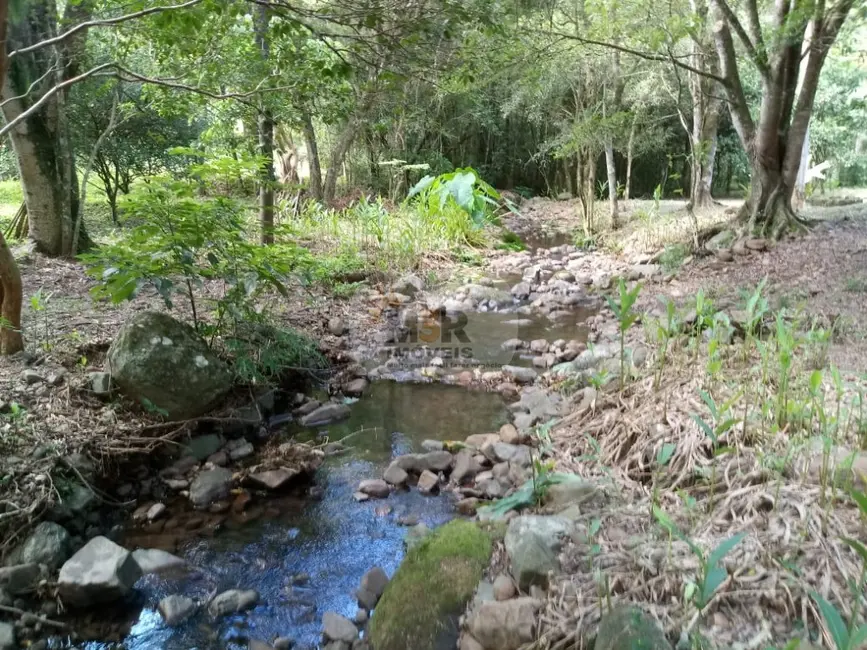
xmin=105 ymin=382 xmax=510 ymax=650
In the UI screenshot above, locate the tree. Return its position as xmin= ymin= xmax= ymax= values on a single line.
xmin=708 ymin=0 xmax=857 ymax=236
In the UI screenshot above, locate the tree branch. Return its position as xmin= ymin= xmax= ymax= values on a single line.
xmin=8 ymin=0 xmax=206 ymax=59
xmin=712 ymin=0 xmax=768 ymax=75
xmin=709 ymin=0 xmax=756 ymax=145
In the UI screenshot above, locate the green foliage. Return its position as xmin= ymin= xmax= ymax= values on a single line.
xmin=226 ymin=323 xmax=326 ymax=384
xmin=477 ymin=471 xmax=579 ymax=519
xmin=606 ymin=278 xmax=642 ymax=390
xmin=408 ymin=167 xmax=500 ymax=229
xmin=659 ymin=243 xmax=689 ymax=273
xmin=497 ymin=230 xmax=526 ymax=251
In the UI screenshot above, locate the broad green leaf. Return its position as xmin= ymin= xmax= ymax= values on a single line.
xmin=708 ymin=532 xmax=746 ymax=568
xmin=850 ymin=489 xmax=867 ymax=517
xmin=693 ymin=414 xmax=716 ymax=442
xmin=811 ymin=592 xmax=849 ymax=650
xmin=700 ymin=565 xmax=728 ymax=605
xmin=841 ymin=537 xmax=867 ymax=565
xmin=657 ymin=443 xmax=676 ymax=466
xmin=408 ymin=175 xmax=434 ymax=198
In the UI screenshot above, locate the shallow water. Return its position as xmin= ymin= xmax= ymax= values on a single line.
xmin=105 ymin=383 xmax=510 ymax=650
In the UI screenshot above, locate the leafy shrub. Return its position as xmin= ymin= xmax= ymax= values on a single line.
xmin=496 ymin=230 xmax=526 ymax=251
xmin=659 ymin=243 xmax=690 ymax=272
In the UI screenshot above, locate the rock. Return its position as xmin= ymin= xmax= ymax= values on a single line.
xmin=189 ymin=468 xmax=233 ymax=508
xmin=502 ymin=366 xmax=537 ymax=384
xmin=383 ymin=463 xmax=409 ymax=486
xmin=464 ymin=433 xmax=500 ymax=450
xmin=595 ymin=606 xmax=672 ymax=650
xmin=208 ymin=589 xmax=259 ymax=617
xmin=250 ymin=468 xmax=300 ymax=491
xmin=300 ymin=403 xmax=351 ymax=427
xmin=273 ymin=638 xmax=294 ymax=650
xmin=343 ymin=378 xmax=369 ymax=397
xmin=0 ymin=564 xmax=40 ymax=595
xmin=158 ymin=594 xmax=197 ymax=626
xmin=132 ymin=548 xmax=185 ymax=575
xmin=17 ymin=521 xmax=70 ymax=570
xmin=468 ymin=597 xmax=541 ymax=650
xmin=185 ymin=434 xmax=223 ymax=461
xmin=529 ymin=339 xmax=549 ymax=353
xmin=0 ymin=622 xmax=14 ymax=650
xmin=391 ymin=274 xmax=424 ymax=297
xmin=705 ymin=229 xmax=735 ymax=252
xmin=370 ymin=520 xmax=492 ymax=650
xmin=404 ymin=522 xmax=432 ymax=550
xmin=58 ymin=536 xmax=142 ymax=607
xmin=715 ymin=248 xmax=734 ymax=262
xmin=480 ymin=479 xmax=507 ymax=499
xmin=504 ymin=516 xmax=572 ymax=589
xmin=249 ymin=641 xmax=275 ymax=650
xmin=417 ymin=469 xmax=439 ymax=495
xmin=353 ymin=491 xmax=369 ymax=502
xmin=486 ymin=442 xmax=532 ymax=467
xmin=358 ymin=479 xmax=390 ymax=499
xmin=493 ymin=574 xmax=516 ymax=601
xmin=328 ymin=318 xmax=347 ymax=336
xmin=510 ymin=282 xmax=531 ymax=299
xmin=456 ymin=497 xmax=480 ymax=515
xmin=356 ymin=566 xmax=389 ymax=609
xmin=227 ymin=439 xmax=255 ymax=461
xmin=22 ymin=369 xmax=44 ymax=384
xmin=745 ymin=238 xmax=767 ymax=251
xmin=421 ymin=439 xmax=444 ymax=452
xmin=322 ymin=612 xmax=358 ymax=643
xmin=107 ymin=311 xmax=232 ymax=420
xmin=543 ymin=479 xmax=602 ymax=509
xmin=501 ymin=338 xmax=524 ymax=352
xmin=88 ymin=371 xmax=113 ymax=395
xmin=294 ymin=399 xmax=321 ymax=416
xmin=421 ymin=450 xmax=453 ymax=472
xmin=459 ymin=633 xmax=485 ymax=650
xmin=452 ymin=449 xmax=484 ymax=484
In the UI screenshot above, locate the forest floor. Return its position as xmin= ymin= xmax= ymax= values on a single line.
xmin=2 ymin=193 xmax=867 ymax=648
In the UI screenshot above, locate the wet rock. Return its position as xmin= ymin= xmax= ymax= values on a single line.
xmin=190 ymin=468 xmax=233 ymax=508
xmin=132 ymin=548 xmax=185 ymax=575
xmin=17 ymin=521 xmax=70 ymax=570
xmin=300 ymin=403 xmax=351 ymax=426
xmin=0 ymin=564 xmax=40 ymax=595
xmin=391 ymin=274 xmax=424 ymax=297
xmin=323 ymin=612 xmax=358 ymax=643
xmin=468 ymin=597 xmax=541 ymax=650
xmin=452 ymin=449 xmax=484 ymax=484
xmin=510 ymin=282 xmax=531 ymax=299
xmin=595 ymin=606 xmax=672 ymax=650
xmin=505 ymin=515 xmax=572 ymax=588
xmin=417 ymin=469 xmax=439 ymax=495
xmin=185 ymin=434 xmax=224 ymax=461
xmin=529 ymin=339 xmax=549 ymax=353
xmin=58 ymin=537 xmax=142 ymax=607
xmin=358 ymin=479 xmax=390 ymax=499
xmin=294 ymin=399 xmax=321 ymax=416
xmin=383 ymin=463 xmax=408 ymax=487
xmin=353 ymin=491 xmax=370 ymax=502
xmin=88 ymin=371 xmax=113 ymax=395
xmin=343 ymin=378 xmax=369 ymax=397
xmin=501 ymin=338 xmax=524 ymax=351
xmin=745 ymin=238 xmax=767 ymax=251
xmin=250 ymin=468 xmax=300 ymax=491
xmin=147 ymin=503 xmax=167 ymax=521
xmin=493 ymin=574 xmax=517 ymax=601
xmin=158 ymin=594 xmax=197 ymax=626
xmin=273 ymin=638 xmax=294 ymax=650
xmin=421 ymin=450 xmax=453 ymax=472
xmin=464 ymin=433 xmax=500 ymax=449
xmin=502 ymin=366 xmax=537 ymax=384
xmin=328 ymin=318 xmax=347 ymax=336
xmin=486 ymin=442 xmax=531 ymax=467
xmin=357 ymin=566 xmax=389 ymax=610
xmin=208 ymin=589 xmax=259 ymax=617
xmin=227 ymin=439 xmax=255 ymax=461
xmin=108 ymin=311 xmax=232 ymax=419
xmin=0 ymin=622 xmax=14 ymax=650
xmin=457 ymin=497 xmax=480 ymax=515
xmin=421 ymin=439 xmax=444 ymax=452
xmin=480 ymin=479 xmax=507 ymax=499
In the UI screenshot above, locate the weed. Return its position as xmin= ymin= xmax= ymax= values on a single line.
xmin=659 ymin=243 xmax=690 ymax=273
xmin=605 ymin=278 xmax=641 ymax=390
xmin=845 ymin=277 xmax=867 ymax=293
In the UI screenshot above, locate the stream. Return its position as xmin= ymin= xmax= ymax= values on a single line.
xmin=106 ymin=383 xmax=510 ymax=650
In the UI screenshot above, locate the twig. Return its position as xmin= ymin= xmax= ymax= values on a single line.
xmin=0 ymin=604 xmax=67 ymax=629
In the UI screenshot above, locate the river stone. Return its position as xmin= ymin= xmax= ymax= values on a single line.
xmin=501 ymin=338 xmax=524 ymax=351
xmin=421 ymin=439 xmax=444 ymax=452
xmin=464 ymin=433 xmax=500 ymax=449
xmin=510 ymin=282 xmax=531 ymax=299
xmin=504 ymin=516 xmax=572 ymax=589
xmin=343 ymin=378 xmax=369 ymax=397
xmin=88 ymin=371 xmax=112 ymax=395
xmin=0 ymin=622 xmax=14 ymax=650
xmin=184 ymin=434 xmax=223 ymax=461
xmin=107 ymin=311 xmax=232 ymax=420
xmin=190 ymin=468 xmax=233 ymax=508
xmin=250 ymin=468 xmax=299 ymax=490
xmin=421 ymin=450 xmax=453 ymax=472
xmin=328 ymin=317 xmax=346 ymax=336
xmin=543 ymin=478 xmax=602 ymax=509
xmin=498 ymin=424 xmax=521 ymax=445
xmin=158 ymin=594 xmax=197 ymax=626
xmin=595 ymin=606 xmax=672 ymax=650
xmin=0 ymin=564 xmax=41 ymax=595
xmin=452 ymin=449 xmax=484 ymax=484
xmin=417 ymin=469 xmax=439 ymax=494
xmin=132 ymin=548 xmax=186 ymax=575
xmin=529 ymin=339 xmax=549 ymax=354
xmin=208 ymin=589 xmax=259 ymax=617
xmin=480 ymin=478 xmax=507 ymax=499
xmin=391 ymin=274 xmax=424 ymax=297
xmin=358 ymin=479 xmax=390 ymax=498
xmin=468 ymin=597 xmax=542 ymax=650
xmin=322 ymin=611 xmax=358 ymax=643
xmin=17 ymin=521 xmax=70 ymax=570
xmin=383 ymin=463 xmax=408 ymax=486
xmin=502 ymin=366 xmax=537 ymax=384
xmin=300 ymin=403 xmax=351 ymax=426
xmin=58 ymin=536 xmax=142 ymax=607
xmin=485 ymin=442 xmax=532 ymax=467
xmin=493 ymin=574 xmax=517 ymax=601
xmin=357 ymin=566 xmax=389 ymax=610
xmin=404 ymin=522 xmax=431 ymax=550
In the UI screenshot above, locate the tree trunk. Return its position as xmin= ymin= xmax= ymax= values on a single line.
xmin=302 ymin=111 xmax=323 ymax=201
xmin=254 ymin=4 xmax=274 ymax=244
xmin=690 ymin=110 xmax=719 ymax=209
xmin=624 ymin=114 xmax=636 ymax=201
xmin=604 ymin=140 xmax=618 ymax=228
xmin=323 ymin=119 xmax=357 ymax=203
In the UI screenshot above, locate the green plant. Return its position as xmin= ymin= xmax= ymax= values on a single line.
xmin=477 ymin=471 xmax=579 ymax=518
xmin=693 ymin=389 xmax=741 ymax=510
xmin=573 ymin=231 xmax=598 ymax=250
xmin=497 ymin=230 xmax=526 ymax=252
xmin=29 ymin=288 xmax=52 ymax=351
xmin=652 ymin=297 xmax=679 ymax=389
xmin=605 ymin=278 xmax=642 ymax=390
xmin=845 ymin=278 xmax=867 ymax=293
xmin=659 ymin=243 xmax=689 ymax=273
xmin=408 ymin=167 xmax=500 ymax=228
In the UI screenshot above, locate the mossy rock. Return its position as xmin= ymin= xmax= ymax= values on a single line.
xmin=369 ymin=520 xmax=493 ymax=650
xmin=594 ymin=606 xmax=672 ymax=650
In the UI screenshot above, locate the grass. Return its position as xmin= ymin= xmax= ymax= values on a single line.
xmin=844 ymin=277 xmax=867 ymax=293
xmin=659 ymin=243 xmax=690 ymax=273
xmin=368 ymin=520 xmax=493 ymax=650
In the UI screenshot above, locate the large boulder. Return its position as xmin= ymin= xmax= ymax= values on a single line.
xmin=369 ymin=520 xmax=492 ymax=650
xmin=504 ymin=515 xmax=571 ymax=589
xmin=107 ymin=311 xmax=232 ymax=420
xmin=594 ymin=606 xmax=672 ymax=650
xmin=468 ymin=597 xmax=542 ymax=650
xmin=16 ymin=522 xmax=70 ymax=570
xmin=58 ymin=537 xmax=142 ymax=607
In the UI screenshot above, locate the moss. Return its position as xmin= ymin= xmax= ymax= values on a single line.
xmin=369 ymin=520 xmax=493 ymax=650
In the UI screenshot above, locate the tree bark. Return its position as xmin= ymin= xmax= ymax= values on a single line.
xmin=624 ymin=114 xmax=636 ymax=201
xmin=301 ymin=111 xmax=322 ymax=201
xmin=323 ymin=119 xmax=357 ymax=203
xmin=254 ymin=4 xmax=274 ymax=244
xmin=604 ymin=141 xmax=618 ymax=228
